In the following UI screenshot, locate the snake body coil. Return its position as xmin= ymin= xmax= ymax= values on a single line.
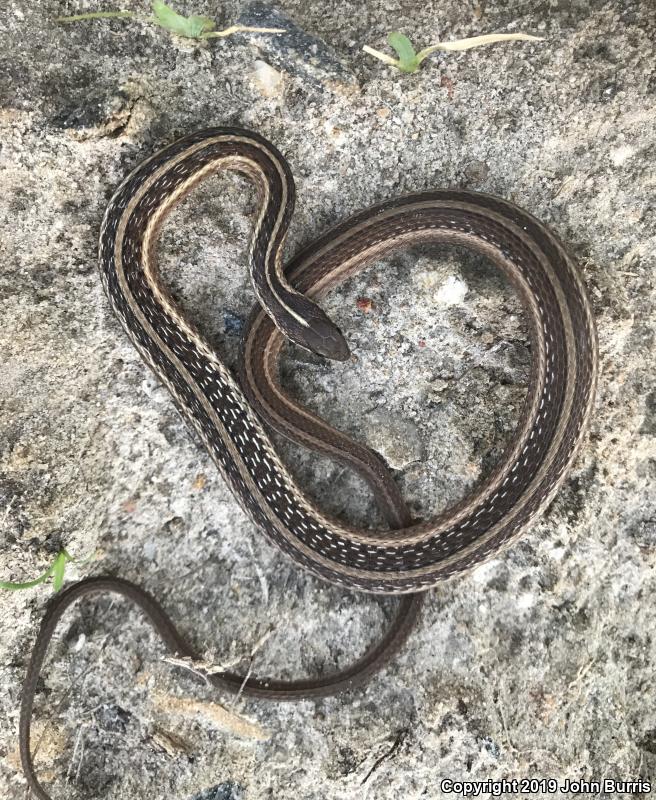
xmin=20 ymin=128 xmax=597 ymax=799
xmin=99 ymin=127 xmax=597 ymax=593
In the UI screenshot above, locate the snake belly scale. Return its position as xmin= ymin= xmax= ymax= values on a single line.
xmin=98 ymin=127 xmax=597 ymax=593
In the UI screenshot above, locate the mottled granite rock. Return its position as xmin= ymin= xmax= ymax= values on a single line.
xmin=1 ymin=1 xmax=655 ymax=799
xmin=236 ymin=2 xmax=358 ymax=88
xmin=191 ymin=783 xmax=244 ymax=800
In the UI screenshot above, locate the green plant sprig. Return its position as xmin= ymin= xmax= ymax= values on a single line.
xmin=1 ymin=548 xmax=81 ymax=593
xmin=56 ymin=1 xmax=285 ymax=41
xmin=364 ymin=31 xmax=544 ymax=74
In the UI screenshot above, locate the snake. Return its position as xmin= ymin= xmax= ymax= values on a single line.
xmin=19 ymin=127 xmax=597 ymax=799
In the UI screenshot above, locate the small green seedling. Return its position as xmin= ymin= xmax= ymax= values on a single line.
xmin=151 ymin=0 xmax=215 ymax=38
xmin=56 ymin=1 xmax=285 ymax=41
xmin=1 ymin=549 xmax=76 ymax=593
xmin=364 ymin=31 xmax=543 ymax=74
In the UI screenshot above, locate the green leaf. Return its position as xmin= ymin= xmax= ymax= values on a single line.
xmin=151 ymin=0 xmax=215 ymax=39
xmin=52 ymin=552 xmax=68 ymax=592
xmin=54 ymin=5 xmax=283 ymax=42
xmin=387 ymin=32 xmax=420 ymax=73
xmin=1 ymin=548 xmax=75 ymax=592
xmin=365 ymin=29 xmax=543 ymax=74
xmin=185 ymin=14 xmax=216 ymax=38
xmin=0 ymin=564 xmax=55 ymax=591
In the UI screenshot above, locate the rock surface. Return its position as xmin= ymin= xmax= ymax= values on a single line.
xmin=0 ymin=2 xmax=655 ymax=799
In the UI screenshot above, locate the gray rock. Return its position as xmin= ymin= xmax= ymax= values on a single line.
xmin=1 ymin=2 xmax=655 ymax=799
xmin=190 ymin=783 xmax=244 ymax=800
xmin=236 ymin=2 xmax=358 ymax=88
xmin=363 ymin=410 xmax=425 ymax=470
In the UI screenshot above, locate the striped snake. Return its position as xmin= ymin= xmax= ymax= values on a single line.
xmin=20 ymin=128 xmax=597 ymax=799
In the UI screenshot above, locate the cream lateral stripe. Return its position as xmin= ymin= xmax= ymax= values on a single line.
xmin=263 ymin=207 xmax=565 ymax=566
xmin=119 ymin=163 xmax=579 ymax=557
xmin=113 ymin=162 xmax=326 ymax=558
xmin=236 ymin=233 xmax=587 ymax=576
xmin=131 ymin=135 xmax=310 ymax=335
xmin=114 ymin=144 xmax=410 ymax=551
xmin=141 ymin=155 xmax=274 ymax=336
xmin=299 ymin=213 xmax=583 ymax=534
xmin=244 ymin=227 xmax=550 ymax=536
xmin=103 ymin=128 xmax=596 ymax=585
xmin=124 ymin=157 xmax=374 ymax=546
xmin=280 ymin=193 xmax=575 ymax=287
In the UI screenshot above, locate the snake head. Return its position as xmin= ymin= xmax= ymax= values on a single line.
xmin=285 ymin=297 xmax=351 ymax=361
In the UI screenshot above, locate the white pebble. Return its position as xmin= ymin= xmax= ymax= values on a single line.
xmin=436 ymin=275 xmax=468 ymax=305
xmin=610 ymin=144 xmax=636 ymax=166
xmin=251 ymin=61 xmax=284 ymax=98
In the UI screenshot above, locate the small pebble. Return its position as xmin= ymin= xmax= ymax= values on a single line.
xmin=223 ymin=311 xmax=245 ymax=336
xmin=251 ymin=60 xmax=284 ymax=98
xmin=436 ymin=276 xmax=468 ymax=306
